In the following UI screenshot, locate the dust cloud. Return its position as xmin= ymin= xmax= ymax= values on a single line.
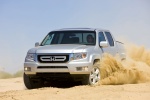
xmin=0 ymin=70 xmax=23 ymax=79
xmin=99 ymin=44 xmax=150 ymax=85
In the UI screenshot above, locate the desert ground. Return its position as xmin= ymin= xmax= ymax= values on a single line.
xmin=0 ymin=78 xmax=150 ymax=100
xmin=0 ymin=77 xmax=150 ymax=100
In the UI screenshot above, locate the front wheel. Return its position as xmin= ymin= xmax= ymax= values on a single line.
xmin=82 ymin=64 xmax=100 ymax=85
xmin=23 ymin=73 xmax=43 ymax=89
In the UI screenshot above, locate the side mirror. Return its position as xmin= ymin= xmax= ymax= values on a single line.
xmin=35 ymin=42 xmax=39 ymax=47
xmin=100 ymin=41 xmax=108 ymax=47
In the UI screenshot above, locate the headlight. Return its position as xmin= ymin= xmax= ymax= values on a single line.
xmin=25 ymin=53 xmax=35 ymax=62
xmin=73 ymin=52 xmax=87 ymax=60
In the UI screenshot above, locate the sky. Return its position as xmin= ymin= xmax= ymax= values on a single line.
xmin=0 ymin=0 xmax=150 ymax=73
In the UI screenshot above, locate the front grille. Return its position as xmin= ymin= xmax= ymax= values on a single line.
xmin=37 ymin=66 xmax=68 ymax=69
xmin=37 ymin=55 xmax=69 ymax=63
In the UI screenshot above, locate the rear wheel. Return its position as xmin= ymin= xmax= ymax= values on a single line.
xmin=23 ymin=73 xmax=43 ymax=89
xmin=82 ymin=64 xmax=100 ymax=85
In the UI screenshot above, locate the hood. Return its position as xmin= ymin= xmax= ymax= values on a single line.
xmin=28 ymin=44 xmax=88 ymax=54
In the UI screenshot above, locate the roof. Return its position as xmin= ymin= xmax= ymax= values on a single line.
xmin=52 ymin=28 xmax=109 ymax=32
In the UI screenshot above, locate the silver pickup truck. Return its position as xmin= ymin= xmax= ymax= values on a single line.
xmin=24 ymin=28 xmax=126 ymax=89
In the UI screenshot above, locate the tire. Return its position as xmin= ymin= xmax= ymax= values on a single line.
xmin=23 ymin=73 xmax=43 ymax=89
xmin=82 ymin=64 xmax=100 ymax=85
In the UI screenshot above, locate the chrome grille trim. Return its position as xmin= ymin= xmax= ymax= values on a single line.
xmin=40 ymin=56 xmax=66 ymax=61
xmin=37 ymin=54 xmax=69 ymax=63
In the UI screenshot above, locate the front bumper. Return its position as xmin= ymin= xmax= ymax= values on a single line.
xmin=24 ymin=61 xmax=92 ymax=75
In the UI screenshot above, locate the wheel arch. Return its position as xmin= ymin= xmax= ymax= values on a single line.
xmin=93 ymin=59 xmax=100 ymax=65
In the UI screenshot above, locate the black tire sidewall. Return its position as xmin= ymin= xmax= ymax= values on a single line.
xmin=23 ymin=73 xmax=33 ymax=89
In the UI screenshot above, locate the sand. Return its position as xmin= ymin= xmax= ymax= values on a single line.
xmin=0 ymin=77 xmax=150 ymax=100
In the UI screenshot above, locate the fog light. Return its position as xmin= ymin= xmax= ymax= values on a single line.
xmin=24 ymin=67 xmax=31 ymax=71
xmin=76 ymin=66 xmax=88 ymax=71
xmin=82 ymin=66 xmax=88 ymax=71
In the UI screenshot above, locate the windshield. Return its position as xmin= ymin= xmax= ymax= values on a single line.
xmin=41 ymin=31 xmax=96 ymax=46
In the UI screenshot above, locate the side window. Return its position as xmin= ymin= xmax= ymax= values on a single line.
xmin=42 ymin=34 xmax=54 ymax=45
xmin=99 ymin=32 xmax=106 ymax=43
xmin=105 ymin=32 xmax=114 ymax=46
